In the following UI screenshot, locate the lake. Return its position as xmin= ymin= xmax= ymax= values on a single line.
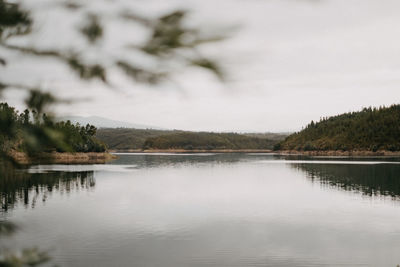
xmin=1 ymin=153 xmax=400 ymax=266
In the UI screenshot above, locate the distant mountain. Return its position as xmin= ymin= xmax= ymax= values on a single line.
xmin=96 ymin=128 xmax=286 ymax=151
xmin=143 ymin=131 xmax=282 ymax=150
xmin=58 ymin=116 xmax=161 ymax=129
xmin=96 ymin=128 xmax=175 ymax=150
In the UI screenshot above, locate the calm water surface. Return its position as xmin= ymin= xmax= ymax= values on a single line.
xmin=1 ymin=153 xmax=400 ymax=266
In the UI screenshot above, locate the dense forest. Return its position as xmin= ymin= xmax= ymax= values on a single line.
xmin=95 ymin=128 xmax=176 ymax=150
xmin=0 ymin=102 xmax=106 ymax=155
xmin=142 ymin=132 xmax=279 ymax=150
xmin=96 ymin=128 xmax=286 ymax=151
xmin=277 ymin=105 xmax=400 ymax=151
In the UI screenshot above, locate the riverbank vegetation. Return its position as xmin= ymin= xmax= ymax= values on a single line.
xmin=276 ymin=105 xmax=400 ymax=152
xmin=0 ymin=102 xmax=106 ymax=162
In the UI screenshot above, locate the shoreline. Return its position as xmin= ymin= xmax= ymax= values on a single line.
xmin=10 ymin=151 xmax=117 ymax=165
xmin=276 ymin=150 xmax=400 ymax=157
xmin=109 ymin=149 xmax=273 ymax=153
xmin=110 ymin=149 xmax=400 ymax=157
xmin=9 ymin=149 xmax=400 ymax=164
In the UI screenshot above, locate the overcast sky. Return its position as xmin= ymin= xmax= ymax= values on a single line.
xmin=3 ymin=0 xmax=400 ymax=132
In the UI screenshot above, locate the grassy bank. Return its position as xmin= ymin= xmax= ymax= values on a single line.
xmin=10 ymin=151 xmax=117 ymax=165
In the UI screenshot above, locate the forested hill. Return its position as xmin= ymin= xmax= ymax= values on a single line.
xmin=96 ymin=128 xmax=287 ymax=151
xmin=143 ymin=132 xmax=278 ymax=150
xmin=276 ymin=105 xmax=400 ymax=152
xmin=95 ymin=128 xmax=175 ymax=150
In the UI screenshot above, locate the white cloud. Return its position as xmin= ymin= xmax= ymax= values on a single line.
xmin=3 ymin=0 xmax=400 ymax=131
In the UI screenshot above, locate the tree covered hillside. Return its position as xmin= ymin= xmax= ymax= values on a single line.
xmin=277 ymin=105 xmax=400 ymax=151
xmin=143 ymin=132 xmax=278 ymax=150
xmin=95 ymin=128 xmax=176 ymax=150
xmin=96 ymin=128 xmax=288 ymax=151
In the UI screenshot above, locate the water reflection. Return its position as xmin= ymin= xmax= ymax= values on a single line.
xmin=292 ymin=162 xmax=400 ymax=199
xmin=0 ymin=162 xmax=94 ymax=212
xmin=111 ymin=153 xmax=274 ymax=168
xmin=2 ymin=154 xmax=400 ymax=266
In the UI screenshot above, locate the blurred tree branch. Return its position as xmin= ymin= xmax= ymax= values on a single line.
xmin=0 ymin=0 xmax=225 ymax=90
xmin=0 ymin=0 xmax=228 ymax=161
xmin=0 ymin=1 xmax=228 ymax=265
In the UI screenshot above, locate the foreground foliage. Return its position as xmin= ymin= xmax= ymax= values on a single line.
xmin=0 ymin=0 xmax=227 ymax=265
xmin=277 ymin=105 xmax=400 ymax=151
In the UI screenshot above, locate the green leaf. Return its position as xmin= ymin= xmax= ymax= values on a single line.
xmin=80 ymin=14 xmax=103 ymax=43
xmin=190 ymin=58 xmax=224 ymax=80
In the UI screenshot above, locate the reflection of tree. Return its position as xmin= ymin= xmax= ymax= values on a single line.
xmin=293 ymin=163 xmax=400 ymax=199
xmin=112 ymin=153 xmax=258 ymax=169
xmin=0 ymin=161 xmax=95 ymax=266
xmin=0 ymin=162 xmax=95 ymax=212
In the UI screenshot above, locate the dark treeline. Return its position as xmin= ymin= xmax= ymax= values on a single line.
xmin=143 ymin=131 xmax=279 ymax=150
xmin=277 ymin=105 xmax=400 ymax=151
xmin=96 ymin=128 xmax=174 ymax=150
xmin=0 ymin=102 xmax=106 ymax=154
xmin=96 ymin=128 xmax=287 ymax=151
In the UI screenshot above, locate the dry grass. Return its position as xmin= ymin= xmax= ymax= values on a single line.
xmin=10 ymin=151 xmax=117 ymax=165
